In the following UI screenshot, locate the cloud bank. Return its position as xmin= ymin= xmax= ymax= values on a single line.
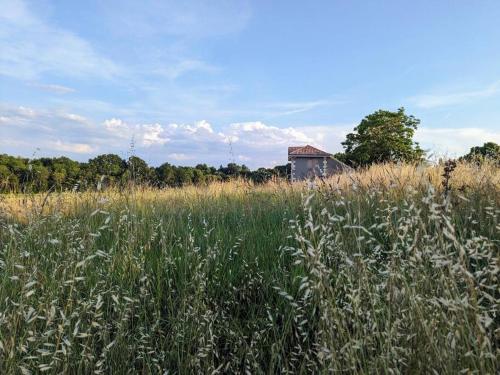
xmin=2 ymin=104 xmax=498 ymax=167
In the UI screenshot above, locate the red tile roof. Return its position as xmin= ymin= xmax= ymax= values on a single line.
xmin=287 ymin=146 xmax=303 ymax=154
xmin=288 ymin=145 xmax=332 ymax=157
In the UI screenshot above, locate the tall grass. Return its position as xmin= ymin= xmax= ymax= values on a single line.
xmin=0 ymin=161 xmax=498 ymax=373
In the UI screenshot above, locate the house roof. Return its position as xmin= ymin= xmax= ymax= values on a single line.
xmin=287 ymin=146 xmax=303 ymax=154
xmin=288 ymin=145 xmax=332 ymax=157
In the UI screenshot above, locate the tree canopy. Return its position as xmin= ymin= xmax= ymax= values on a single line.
xmin=461 ymin=142 xmax=499 ymax=163
xmin=0 ymin=153 xmax=289 ymax=193
xmin=339 ymin=107 xmax=424 ymax=166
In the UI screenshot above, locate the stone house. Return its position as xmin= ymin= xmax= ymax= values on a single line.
xmin=288 ymin=145 xmax=348 ymax=182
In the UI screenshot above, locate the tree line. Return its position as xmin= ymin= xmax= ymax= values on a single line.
xmin=0 ymin=153 xmax=289 ymax=193
xmin=1 ymin=107 xmax=498 ymax=193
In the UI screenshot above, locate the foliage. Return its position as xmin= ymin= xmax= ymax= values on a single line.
xmin=0 ymin=153 xmax=289 ymax=193
xmin=124 ymin=156 xmax=155 ymax=185
xmin=0 ymin=162 xmax=498 ymax=373
xmin=461 ymin=141 xmax=500 ymax=164
xmin=341 ymin=107 xmax=424 ymax=166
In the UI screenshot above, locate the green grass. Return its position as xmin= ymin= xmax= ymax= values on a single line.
xmin=0 ymin=163 xmax=498 ymax=374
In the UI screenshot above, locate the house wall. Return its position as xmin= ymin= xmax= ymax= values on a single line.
xmin=291 ymin=157 xmax=347 ymax=181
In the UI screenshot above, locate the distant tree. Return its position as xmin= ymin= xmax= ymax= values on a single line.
xmin=461 ymin=142 xmax=500 ymax=163
xmin=218 ymin=163 xmax=250 ymax=178
xmin=272 ymin=164 xmax=290 ymax=179
xmin=195 ymin=164 xmax=209 ymax=173
xmin=250 ymin=168 xmax=273 ymax=184
xmin=156 ymin=163 xmax=176 ymax=187
xmin=240 ymin=164 xmax=251 ymax=175
xmin=39 ymin=156 xmax=82 ymax=190
xmin=87 ymin=154 xmax=126 ymax=186
xmin=51 ymin=170 xmax=66 ymax=190
xmin=0 ymin=165 xmax=19 ymax=192
xmin=0 ymin=154 xmax=27 ymax=192
xmin=341 ymin=107 xmax=424 ymax=166
xmin=78 ymin=163 xmax=93 ymax=189
xmin=192 ymin=169 xmax=206 ymax=185
xmin=124 ymin=156 xmax=153 ymax=185
xmin=221 ymin=163 xmax=238 ymax=176
xmin=0 ymin=152 xmax=297 ymax=193
xmin=174 ymin=167 xmax=194 ymax=186
xmin=195 ymin=164 xmax=216 ymax=175
xmin=0 ymin=165 xmax=10 ymax=190
xmin=0 ymin=154 xmax=28 ymax=177
xmin=29 ymin=163 xmax=50 ymax=192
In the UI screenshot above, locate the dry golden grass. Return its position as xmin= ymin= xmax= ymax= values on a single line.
xmin=0 ymin=162 xmax=500 ymax=222
xmin=2 ymin=160 xmax=498 ymax=222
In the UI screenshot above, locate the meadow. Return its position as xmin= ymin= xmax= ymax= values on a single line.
xmin=0 ymin=162 xmax=498 ymax=374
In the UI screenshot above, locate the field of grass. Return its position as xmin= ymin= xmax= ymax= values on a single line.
xmin=0 ymin=162 xmax=498 ymax=374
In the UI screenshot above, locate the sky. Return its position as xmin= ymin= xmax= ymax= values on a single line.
xmin=1 ymin=0 xmax=499 ymax=168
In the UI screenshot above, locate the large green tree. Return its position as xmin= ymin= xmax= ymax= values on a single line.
xmin=341 ymin=107 xmax=424 ymax=166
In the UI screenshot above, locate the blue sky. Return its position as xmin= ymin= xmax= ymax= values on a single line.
xmin=1 ymin=0 xmax=499 ymax=167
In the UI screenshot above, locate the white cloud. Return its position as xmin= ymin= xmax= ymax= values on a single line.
xmin=229 ymin=121 xmax=314 ymax=147
xmin=416 ymin=127 xmax=500 ymax=157
xmin=168 ymin=153 xmax=193 ymax=161
xmin=4 ymin=103 xmax=498 ymax=166
xmin=0 ymin=104 xmax=88 ymax=129
xmin=0 ymin=0 xmax=119 ymax=80
xmin=103 ymin=118 xmax=129 ymax=134
xmin=50 ymin=140 xmax=94 ymax=154
xmin=178 ymin=120 xmax=215 ymax=135
xmin=103 ymin=119 xmax=217 ymax=147
xmin=98 ymin=118 xmax=338 ymax=166
xmin=142 ymin=124 xmax=168 ymax=146
xmin=59 ymin=113 xmax=87 ymax=123
xmin=0 ymin=103 xmax=103 ymax=157
xmin=104 ymin=118 xmax=169 ymax=146
xmin=0 ymin=104 xmax=349 ymax=166
xmin=409 ymin=81 xmax=500 ymax=109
